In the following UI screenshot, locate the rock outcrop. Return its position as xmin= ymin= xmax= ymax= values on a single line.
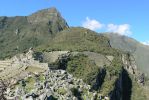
xmin=122 ymin=53 xmax=145 ymax=85
xmin=5 ymin=69 xmax=99 ymax=100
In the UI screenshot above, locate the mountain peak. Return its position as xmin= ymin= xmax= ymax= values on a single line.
xmin=34 ymin=7 xmax=59 ymax=15
xmin=46 ymin=7 xmax=58 ymax=13
xmin=27 ymin=7 xmax=63 ymax=24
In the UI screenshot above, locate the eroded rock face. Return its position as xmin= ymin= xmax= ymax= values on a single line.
xmin=122 ymin=54 xmax=145 ymax=85
xmin=122 ymin=54 xmax=138 ymax=75
xmin=137 ymin=73 xmax=145 ymax=85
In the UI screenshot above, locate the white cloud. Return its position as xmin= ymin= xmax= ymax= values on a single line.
xmin=82 ymin=17 xmax=104 ymax=31
xmin=107 ymin=24 xmax=132 ymax=35
xmin=142 ymin=41 xmax=149 ymax=46
xmin=82 ymin=17 xmax=132 ymax=36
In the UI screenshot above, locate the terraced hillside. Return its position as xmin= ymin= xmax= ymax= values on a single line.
xmin=36 ymin=27 xmax=122 ymax=57
xmin=0 ymin=49 xmax=48 ymax=80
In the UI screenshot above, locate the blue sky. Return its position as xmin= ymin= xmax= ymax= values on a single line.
xmin=0 ymin=0 xmax=148 ymax=44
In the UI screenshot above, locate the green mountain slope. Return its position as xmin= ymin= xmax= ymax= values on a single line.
xmin=104 ymin=33 xmax=149 ymax=76
xmin=36 ymin=27 xmax=122 ymax=57
xmin=0 ymin=7 xmax=68 ymax=59
xmin=0 ymin=7 xmax=148 ymax=100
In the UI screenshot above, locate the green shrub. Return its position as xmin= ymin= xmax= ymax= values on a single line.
xmin=67 ymin=54 xmax=99 ymax=86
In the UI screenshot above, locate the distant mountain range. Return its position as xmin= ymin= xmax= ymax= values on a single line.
xmin=104 ymin=33 xmax=149 ymax=76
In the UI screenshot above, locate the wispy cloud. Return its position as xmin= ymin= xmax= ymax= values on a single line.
xmin=82 ymin=17 xmax=104 ymax=31
xmin=82 ymin=17 xmax=132 ymax=36
xmin=142 ymin=41 xmax=149 ymax=46
xmin=107 ymin=24 xmax=132 ymax=35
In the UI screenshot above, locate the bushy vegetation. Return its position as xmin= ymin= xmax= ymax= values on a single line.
xmin=70 ymin=87 xmax=83 ymax=100
xmin=57 ymin=87 xmax=67 ymax=95
xmin=66 ymin=54 xmax=99 ymax=86
xmin=66 ymin=53 xmax=123 ymax=96
xmin=99 ymin=56 xmax=123 ymax=96
xmin=131 ymin=75 xmax=148 ymax=100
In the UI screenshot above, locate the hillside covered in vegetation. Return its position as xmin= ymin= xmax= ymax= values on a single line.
xmin=0 ymin=7 xmax=149 ymax=100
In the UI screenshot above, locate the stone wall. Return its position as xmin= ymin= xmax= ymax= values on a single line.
xmin=0 ymin=49 xmax=48 ymax=80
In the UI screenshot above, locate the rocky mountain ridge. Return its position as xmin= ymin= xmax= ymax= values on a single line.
xmin=0 ymin=7 xmax=149 ymax=100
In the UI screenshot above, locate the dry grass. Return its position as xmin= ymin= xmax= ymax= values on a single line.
xmin=26 ymin=66 xmax=45 ymax=73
